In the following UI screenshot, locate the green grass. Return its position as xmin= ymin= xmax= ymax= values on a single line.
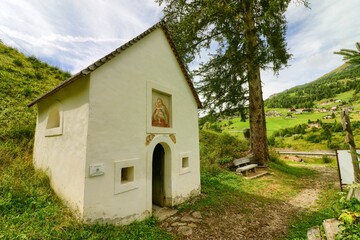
xmin=215 ymin=108 xmax=360 ymax=150
xmin=0 ymin=147 xmax=173 ymax=239
xmin=265 ymin=112 xmax=325 ymax=137
xmin=282 ymin=188 xmax=341 ymax=239
xmin=315 ymin=90 xmax=355 ymax=106
xmin=176 ymin=158 xmax=342 ymax=239
xmin=220 ymin=111 xmax=348 ymax=140
xmin=1 ymin=37 xmax=357 ymax=239
xmin=268 ymin=158 xmax=316 ymax=177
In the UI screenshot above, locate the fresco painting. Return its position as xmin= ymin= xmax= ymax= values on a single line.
xmin=152 ymin=91 xmax=171 ymax=128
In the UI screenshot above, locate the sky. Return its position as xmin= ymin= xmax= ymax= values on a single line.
xmin=0 ymin=0 xmax=359 ymax=99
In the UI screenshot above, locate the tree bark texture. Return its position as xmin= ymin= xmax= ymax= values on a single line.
xmin=243 ymin=0 xmax=269 ymax=166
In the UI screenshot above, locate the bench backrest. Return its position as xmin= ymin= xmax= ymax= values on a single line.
xmin=233 ymin=158 xmax=251 ymax=166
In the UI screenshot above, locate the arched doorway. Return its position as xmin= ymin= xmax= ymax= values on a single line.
xmin=152 ymin=143 xmax=165 ymax=206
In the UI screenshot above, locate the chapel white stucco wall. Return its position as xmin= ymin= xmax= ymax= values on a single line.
xmin=82 ymin=28 xmax=200 ymax=223
xmin=33 ymin=77 xmax=90 ymax=215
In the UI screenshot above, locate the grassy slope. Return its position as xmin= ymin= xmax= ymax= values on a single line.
xmin=213 ymin=85 xmax=360 ymax=150
xmin=265 ymin=63 xmax=360 ymax=109
xmin=0 ymin=42 xmax=69 ymax=140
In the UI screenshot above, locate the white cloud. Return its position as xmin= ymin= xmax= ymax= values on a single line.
xmin=0 ymin=0 xmax=163 ymax=73
xmin=0 ymin=0 xmax=358 ymax=99
xmin=262 ymin=0 xmax=360 ymax=99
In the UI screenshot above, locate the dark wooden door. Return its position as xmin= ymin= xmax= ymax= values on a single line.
xmin=152 ymin=144 xmax=165 ymax=206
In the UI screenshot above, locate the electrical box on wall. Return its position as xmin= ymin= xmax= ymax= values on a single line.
xmin=89 ymin=163 xmax=105 ymax=177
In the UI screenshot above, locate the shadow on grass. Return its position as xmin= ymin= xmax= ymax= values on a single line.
xmin=269 ymin=158 xmax=317 ymax=177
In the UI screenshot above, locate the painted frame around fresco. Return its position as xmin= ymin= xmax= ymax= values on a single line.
xmin=147 ymin=81 xmax=174 ymax=134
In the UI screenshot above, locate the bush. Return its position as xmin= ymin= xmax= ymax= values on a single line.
xmin=336 ymin=189 xmax=360 ymax=239
xmin=12 ymin=59 xmax=23 ymax=67
xmin=268 ymin=136 xmax=276 ymax=146
xmin=293 ymin=134 xmax=303 ymax=140
xmin=202 ymin=122 xmax=222 ymax=132
xmin=321 ymin=155 xmax=333 ymax=164
xmin=328 ymin=142 xmax=340 ymax=150
xmin=217 ymin=157 xmax=233 ymax=165
xmin=306 ymin=133 xmax=322 ymax=143
xmin=199 ymin=130 xmax=248 ymax=165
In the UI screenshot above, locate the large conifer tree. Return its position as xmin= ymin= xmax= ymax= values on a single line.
xmin=157 ymin=0 xmax=308 ymax=165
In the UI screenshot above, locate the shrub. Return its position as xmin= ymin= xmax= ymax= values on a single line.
xmin=293 ymin=134 xmax=303 ymax=140
xmin=268 ymin=136 xmax=276 ymax=146
xmin=12 ymin=59 xmax=23 ymax=67
xmin=306 ymin=133 xmax=322 ymax=143
xmin=336 ymin=189 xmax=360 ymax=239
xmin=321 ymin=155 xmax=333 ymax=164
xmin=199 ymin=130 xmax=248 ymax=165
xmin=209 ymin=123 xmax=222 ymax=132
xmin=328 ymin=142 xmax=340 ymax=150
xmin=217 ymin=157 xmax=233 ymax=165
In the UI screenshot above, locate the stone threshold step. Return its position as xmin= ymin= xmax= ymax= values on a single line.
xmin=307 ymin=218 xmax=342 ymax=240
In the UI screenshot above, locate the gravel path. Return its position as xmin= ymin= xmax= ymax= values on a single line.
xmin=160 ymin=164 xmax=339 ymax=239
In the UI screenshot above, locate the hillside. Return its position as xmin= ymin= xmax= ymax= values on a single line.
xmin=0 ymin=41 xmax=70 ymax=143
xmin=265 ymin=63 xmax=360 ymax=108
xmin=0 ymin=42 xmax=357 ymax=240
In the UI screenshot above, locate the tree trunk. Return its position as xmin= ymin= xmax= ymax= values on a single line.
xmin=243 ymin=0 xmax=269 ymax=166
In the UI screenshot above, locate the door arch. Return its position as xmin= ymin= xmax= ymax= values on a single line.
xmin=147 ymin=135 xmax=175 ymax=209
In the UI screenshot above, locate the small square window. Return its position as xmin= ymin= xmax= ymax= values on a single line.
xmin=114 ymin=159 xmax=139 ymax=194
xmin=121 ymin=166 xmax=134 ymax=184
xmin=45 ymin=103 xmax=63 ymax=137
xmin=179 ymin=152 xmax=191 ymax=175
xmin=182 ymin=157 xmax=189 ymax=169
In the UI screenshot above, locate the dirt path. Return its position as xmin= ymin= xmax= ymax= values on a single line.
xmin=160 ymin=164 xmax=339 ymax=239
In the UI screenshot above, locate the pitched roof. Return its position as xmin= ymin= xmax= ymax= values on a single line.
xmin=28 ymin=21 xmax=202 ymax=108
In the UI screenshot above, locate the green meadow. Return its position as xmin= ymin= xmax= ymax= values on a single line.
xmin=1 ymin=37 xmax=360 ymax=239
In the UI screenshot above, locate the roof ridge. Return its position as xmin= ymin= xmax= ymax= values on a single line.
xmin=28 ymin=20 xmax=202 ymax=108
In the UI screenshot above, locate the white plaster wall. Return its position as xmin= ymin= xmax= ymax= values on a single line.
xmin=33 ymin=77 xmax=90 ymax=215
xmin=83 ymin=28 xmax=200 ymax=223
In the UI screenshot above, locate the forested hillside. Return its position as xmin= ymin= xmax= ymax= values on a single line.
xmin=265 ymin=63 xmax=360 ymax=108
xmin=0 ymin=41 xmax=70 ymax=143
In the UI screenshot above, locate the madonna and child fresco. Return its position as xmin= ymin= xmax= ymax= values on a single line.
xmin=152 ymin=97 xmax=170 ymax=128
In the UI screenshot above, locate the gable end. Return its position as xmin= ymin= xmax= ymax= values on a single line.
xmin=28 ymin=21 xmax=202 ymax=109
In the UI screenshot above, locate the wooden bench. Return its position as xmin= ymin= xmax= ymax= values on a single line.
xmin=233 ymin=154 xmax=258 ymax=176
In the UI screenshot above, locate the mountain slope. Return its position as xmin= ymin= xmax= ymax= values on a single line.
xmin=265 ymin=63 xmax=360 ymax=108
xmin=0 ymin=41 xmax=70 ymax=142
